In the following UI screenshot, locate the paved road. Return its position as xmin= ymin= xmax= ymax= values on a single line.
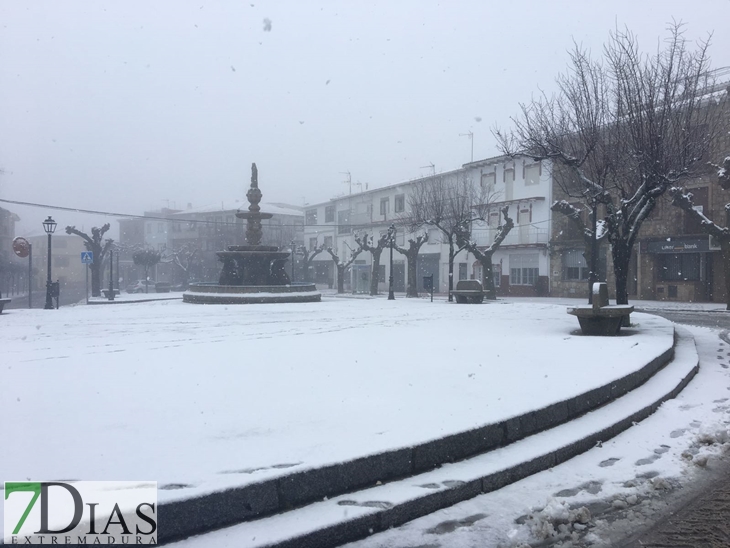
xmin=619 ymin=309 xmax=730 ymax=548
xmin=636 ymin=308 xmax=730 ymax=330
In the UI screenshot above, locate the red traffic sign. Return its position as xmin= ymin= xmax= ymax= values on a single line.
xmin=12 ymin=237 xmax=30 ymax=258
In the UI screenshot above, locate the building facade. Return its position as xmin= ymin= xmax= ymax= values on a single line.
xmin=304 ymin=155 xmax=553 ymax=296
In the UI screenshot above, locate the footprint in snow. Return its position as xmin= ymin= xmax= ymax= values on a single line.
xmin=599 ymin=457 xmax=621 ymax=467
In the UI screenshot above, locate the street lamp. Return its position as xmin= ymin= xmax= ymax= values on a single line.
xmin=42 ymin=216 xmax=57 ymax=310
xmin=291 ymin=240 xmax=296 ymax=283
xmin=388 ymin=224 xmax=395 ymax=300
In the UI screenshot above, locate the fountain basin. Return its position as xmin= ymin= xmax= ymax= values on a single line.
xmin=183 ymin=282 xmax=321 ymax=304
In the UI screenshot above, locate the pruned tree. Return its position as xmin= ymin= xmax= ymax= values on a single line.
xmin=669 ymin=156 xmax=730 ymax=308
xmin=354 ymin=232 xmax=390 ymax=295
xmin=496 ymin=23 xmax=724 ymax=305
xmin=65 ymin=224 xmax=113 ymax=297
xmin=406 ymin=173 xmax=494 ymax=300
xmin=298 ymin=241 xmax=325 ymax=283
xmin=325 ymin=245 xmax=363 ymax=294
xmin=132 ymin=249 xmax=162 ymax=293
xmin=456 ymin=206 xmax=514 ymax=299
xmin=394 ymin=232 xmax=429 ymax=297
xmin=166 ymin=244 xmax=200 ymax=289
xmin=551 ymin=200 xmax=609 ymax=280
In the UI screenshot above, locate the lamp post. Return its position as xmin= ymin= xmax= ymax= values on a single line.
xmin=291 ymin=240 xmax=296 ymax=283
xmin=108 ymin=247 xmax=115 ymax=301
xmin=388 ymin=224 xmax=395 ymax=300
xmin=42 ymin=216 xmax=57 ymax=310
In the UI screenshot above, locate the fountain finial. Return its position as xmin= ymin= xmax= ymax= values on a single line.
xmin=251 ymin=163 xmax=258 ymax=189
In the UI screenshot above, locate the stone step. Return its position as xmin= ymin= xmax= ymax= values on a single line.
xmin=166 ymin=327 xmax=698 ymax=548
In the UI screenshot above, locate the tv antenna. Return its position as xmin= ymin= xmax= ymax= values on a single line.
xmin=340 ymin=171 xmax=352 ymax=195
xmin=459 ymin=131 xmax=474 ymax=163
xmin=420 ymin=163 xmax=436 ymax=177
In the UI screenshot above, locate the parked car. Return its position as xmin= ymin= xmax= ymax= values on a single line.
xmin=126 ymin=280 xmax=156 ymax=293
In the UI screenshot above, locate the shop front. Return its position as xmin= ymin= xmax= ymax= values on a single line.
xmin=645 ymin=236 xmax=715 ymax=302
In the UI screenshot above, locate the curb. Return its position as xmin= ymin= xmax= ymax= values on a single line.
xmin=158 ymin=331 xmax=676 ymax=544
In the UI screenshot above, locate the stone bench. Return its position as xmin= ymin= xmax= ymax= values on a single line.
xmin=568 ymin=283 xmax=633 ymax=336
xmin=452 ymin=280 xmax=484 ymax=304
xmin=0 ymin=298 xmax=10 ymax=313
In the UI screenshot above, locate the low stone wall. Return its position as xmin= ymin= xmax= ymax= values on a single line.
xmin=183 ymin=283 xmax=321 ymax=304
xmin=158 ymin=331 xmax=675 ymax=544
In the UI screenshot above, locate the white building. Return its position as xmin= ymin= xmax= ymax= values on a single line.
xmin=304 ymin=155 xmax=553 ymax=296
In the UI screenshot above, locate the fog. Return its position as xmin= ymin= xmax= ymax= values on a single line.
xmin=1 ymin=0 xmax=729 ymax=238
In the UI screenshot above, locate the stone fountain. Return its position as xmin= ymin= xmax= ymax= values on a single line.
xmin=183 ymin=164 xmax=321 ymax=304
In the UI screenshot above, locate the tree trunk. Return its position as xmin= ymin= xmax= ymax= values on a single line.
xmin=722 ymin=242 xmax=730 ymax=311
xmin=406 ymin=250 xmax=418 ymax=297
xmin=336 ymin=264 xmax=346 ymax=294
xmin=370 ymin=248 xmax=383 ymax=296
xmin=90 ymin=263 xmax=102 ymax=297
xmin=447 ymin=241 xmax=455 ymax=302
xmin=612 ymin=242 xmax=630 ymax=305
xmin=480 ymin=254 xmax=497 ymax=300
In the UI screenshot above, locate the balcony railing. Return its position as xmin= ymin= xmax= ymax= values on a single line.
xmin=472 ymin=226 xmax=548 ymax=247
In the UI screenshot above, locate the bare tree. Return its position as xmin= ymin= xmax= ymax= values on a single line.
xmin=165 ymin=244 xmax=200 ymax=289
xmin=65 ymin=224 xmax=113 ymax=297
xmin=325 ymin=245 xmax=363 ymax=294
xmin=669 ymin=156 xmax=730 ymax=308
xmin=551 ymin=200 xmax=609 ymax=279
xmin=394 ymin=232 xmax=429 ymax=297
xmin=298 ymin=242 xmax=325 ymax=283
xmin=496 ymin=23 xmax=724 ymax=305
xmin=406 ymin=173 xmax=493 ymax=300
xmin=455 ymin=206 xmax=514 ymax=299
xmin=354 ymin=232 xmax=389 ymax=296
xmin=133 ymin=249 xmax=162 ymax=293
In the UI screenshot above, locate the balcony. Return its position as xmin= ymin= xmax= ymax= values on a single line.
xmin=472 ymin=226 xmax=548 ymax=247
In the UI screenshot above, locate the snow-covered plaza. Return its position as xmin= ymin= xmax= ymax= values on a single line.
xmin=2 ymin=296 xmax=730 ymax=547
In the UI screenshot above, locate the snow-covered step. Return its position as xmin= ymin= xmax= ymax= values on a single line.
xmin=167 ymin=328 xmax=699 ymax=548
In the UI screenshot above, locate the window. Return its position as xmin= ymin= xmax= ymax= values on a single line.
xmin=305 ymin=209 xmax=318 ymax=225
xmin=458 ymin=262 xmax=467 ymax=281
xmin=684 ymin=187 xmax=708 ymax=234
xmin=481 ymin=172 xmax=496 ymax=192
xmin=158 ymin=223 xmax=164 ymax=233
xmin=427 ymin=228 xmax=440 ymax=244
xmin=488 ymin=209 xmax=500 ymax=228
xmin=524 ymin=162 xmax=541 ymax=185
xmin=325 ymin=206 xmax=335 ymax=223
xmin=394 ymin=194 xmax=405 ymax=213
xmin=337 ymin=210 xmax=351 ymax=234
xmin=309 ymin=237 xmax=318 ymax=251
xmin=55 ymin=239 xmax=68 ymax=248
xmin=146 ymin=224 xmax=152 ymax=234
xmin=510 ymin=254 xmax=539 ymax=285
xmin=377 ymin=264 xmax=386 ymax=280
xmin=380 ymin=198 xmax=390 ymax=216
xmin=660 ymin=253 xmax=701 ymax=281
xmin=53 ymin=256 xmax=70 ymax=267
xmin=324 ymin=236 xmax=333 ymax=249
xmin=564 ymin=249 xmax=589 ymax=281
xmin=503 ymin=168 xmax=515 ymax=183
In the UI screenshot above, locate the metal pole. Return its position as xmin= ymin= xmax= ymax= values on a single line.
xmin=86 ymin=263 xmax=89 ymax=305
xmin=44 ymin=233 xmax=53 ymax=309
xmin=291 ymin=241 xmax=295 ymax=284
xmin=388 ymin=225 xmax=395 ymax=300
xmin=588 ymin=200 xmax=598 ymax=304
xmin=28 ymin=243 xmax=32 ymax=309
xmin=108 ymin=248 xmax=114 ymax=300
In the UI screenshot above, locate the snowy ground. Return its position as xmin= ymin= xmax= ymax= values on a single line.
xmin=1 ymin=298 xmax=672 ymax=508
xmin=342 ymin=324 xmax=730 ymax=548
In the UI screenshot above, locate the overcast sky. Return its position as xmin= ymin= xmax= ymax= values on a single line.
xmin=2 ymin=0 xmax=729 ymax=238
